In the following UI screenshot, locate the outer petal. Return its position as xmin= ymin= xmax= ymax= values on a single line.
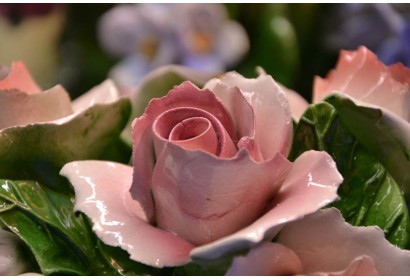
xmin=71 ymin=79 xmax=120 ymax=114
xmin=205 ymin=71 xmax=292 ymax=159
xmin=191 ymin=150 xmax=341 ymax=261
xmin=0 ymin=61 xmax=41 ymax=94
xmin=226 ymin=242 xmax=303 ymax=276
xmin=278 ymin=207 xmax=410 ymax=275
xmin=313 ymin=46 xmax=410 ymax=121
xmin=322 ymin=256 xmax=379 ymax=276
xmin=152 ymin=144 xmax=292 ymax=245
xmin=60 ymin=161 xmax=194 ymax=268
xmin=226 ymin=244 xmax=378 ymax=276
xmin=130 ymin=81 xmax=235 ymax=220
xmin=281 ymin=86 xmax=309 ymax=122
xmin=0 ymin=85 xmax=73 ymax=130
xmin=0 ymin=229 xmax=29 ymax=275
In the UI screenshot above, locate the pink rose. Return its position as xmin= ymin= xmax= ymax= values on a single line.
xmin=0 ymin=61 xmax=121 ymax=130
xmin=61 ymin=72 xmax=343 ymax=267
xmin=313 ymin=46 xmax=410 ymax=121
xmin=227 ymin=207 xmax=410 ymax=276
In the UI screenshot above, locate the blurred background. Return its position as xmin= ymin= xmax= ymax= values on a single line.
xmin=0 ymin=3 xmax=409 ymax=102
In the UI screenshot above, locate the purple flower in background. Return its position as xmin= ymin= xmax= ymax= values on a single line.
xmin=98 ymin=3 xmax=249 ymax=87
xmin=98 ymin=4 xmax=178 ymax=86
xmin=324 ymin=3 xmax=410 ymax=67
xmin=172 ymin=4 xmax=249 ymax=72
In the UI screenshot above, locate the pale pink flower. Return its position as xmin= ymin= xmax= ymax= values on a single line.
xmin=0 ymin=61 xmax=122 ymax=130
xmin=61 ymin=72 xmax=342 ymax=267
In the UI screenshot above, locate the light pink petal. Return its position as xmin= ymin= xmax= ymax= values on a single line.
xmin=204 ymin=82 xmax=263 ymax=161
xmin=152 ymin=144 xmax=292 ymax=246
xmin=281 ymin=86 xmax=309 ymax=122
xmin=388 ymin=63 xmax=410 ymax=86
xmin=0 ymin=61 xmax=41 ymax=94
xmin=60 ymin=161 xmax=194 ymax=268
xmin=278 ymin=207 xmax=410 ymax=276
xmin=205 ymin=71 xmax=292 ymax=159
xmin=0 ymin=85 xmax=73 ymax=130
xmin=0 ymin=229 xmax=29 ymax=275
xmin=130 ymin=81 xmax=235 ymax=221
xmin=313 ymin=46 xmax=410 ymax=121
xmin=190 ymin=150 xmax=341 ymax=261
xmin=227 ymin=244 xmax=378 ymax=276
xmin=321 ymin=256 xmax=379 ymax=276
xmin=313 ymin=49 xmax=357 ymax=102
xmin=226 ymin=242 xmax=303 ymax=276
xmin=72 ymin=79 xmax=120 ymax=114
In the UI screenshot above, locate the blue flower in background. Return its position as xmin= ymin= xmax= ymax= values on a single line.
xmin=98 ymin=3 xmax=249 ymax=88
xmin=324 ymin=3 xmax=410 ymax=67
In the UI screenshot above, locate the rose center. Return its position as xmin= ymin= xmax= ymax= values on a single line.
xmin=152 ymin=107 xmax=237 ymax=158
xmin=168 ymin=117 xmax=218 ymax=154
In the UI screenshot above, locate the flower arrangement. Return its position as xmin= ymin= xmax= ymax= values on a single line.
xmin=1 ymin=3 xmax=410 ymax=277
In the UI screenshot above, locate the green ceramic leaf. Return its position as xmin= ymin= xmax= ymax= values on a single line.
xmin=0 ymin=179 xmax=177 ymax=276
xmin=122 ymin=65 xmax=218 ymax=144
xmin=325 ymin=93 xmax=410 ymax=201
xmin=96 ymin=240 xmax=173 ymax=276
xmin=0 ymin=180 xmax=92 ymax=275
xmin=0 ymin=99 xmax=131 ymax=195
xmin=290 ymin=101 xmax=410 ymax=249
xmin=0 ymin=208 xmax=89 ymax=275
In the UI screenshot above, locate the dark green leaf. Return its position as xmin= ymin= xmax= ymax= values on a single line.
xmin=0 ymin=207 xmax=90 ymax=275
xmin=0 ymin=179 xmax=173 ymax=276
xmin=96 ymin=240 xmax=174 ymax=276
xmin=325 ymin=93 xmax=410 ymax=201
xmin=173 ymin=262 xmax=228 ymax=276
xmin=290 ymin=101 xmax=410 ymax=249
xmin=0 ymin=99 xmax=131 ymax=195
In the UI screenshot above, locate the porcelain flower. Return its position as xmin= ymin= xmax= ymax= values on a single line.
xmin=0 ymin=61 xmax=121 ymax=130
xmin=60 ymin=72 xmax=342 ymax=268
xmin=313 ymin=46 xmax=410 ymax=121
xmin=227 ymin=207 xmax=410 ymax=276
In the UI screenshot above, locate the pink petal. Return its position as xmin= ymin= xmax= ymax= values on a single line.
xmin=226 ymin=244 xmax=378 ymax=276
xmin=388 ymin=63 xmax=410 ymax=86
xmin=322 ymin=256 xmax=379 ymax=276
xmin=60 ymin=161 xmax=194 ymax=268
xmin=71 ymin=79 xmax=120 ymax=114
xmin=204 ymin=82 xmax=263 ymax=161
xmin=313 ymin=46 xmax=410 ymax=121
xmin=152 ymin=107 xmax=236 ymax=158
xmin=168 ymin=117 xmax=218 ymax=153
xmin=205 ymin=71 xmax=293 ymax=159
xmin=226 ymin=242 xmax=303 ymax=276
xmin=191 ymin=150 xmax=341 ymax=261
xmin=151 ymin=144 xmax=292 ymax=245
xmin=0 ymin=61 xmax=41 ymax=94
xmin=278 ymin=207 xmax=410 ymax=275
xmin=0 ymin=85 xmax=73 ymax=130
xmin=281 ymin=86 xmax=309 ymax=122
xmin=130 ymin=81 xmax=235 ymax=221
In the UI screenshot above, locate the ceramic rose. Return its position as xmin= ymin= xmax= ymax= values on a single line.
xmin=313 ymin=46 xmax=410 ymax=121
xmin=61 ymin=72 xmax=343 ymax=267
xmin=227 ymin=208 xmax=410 ymax=276
xmin=0 ymin=61 xmax=121 ymax=130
